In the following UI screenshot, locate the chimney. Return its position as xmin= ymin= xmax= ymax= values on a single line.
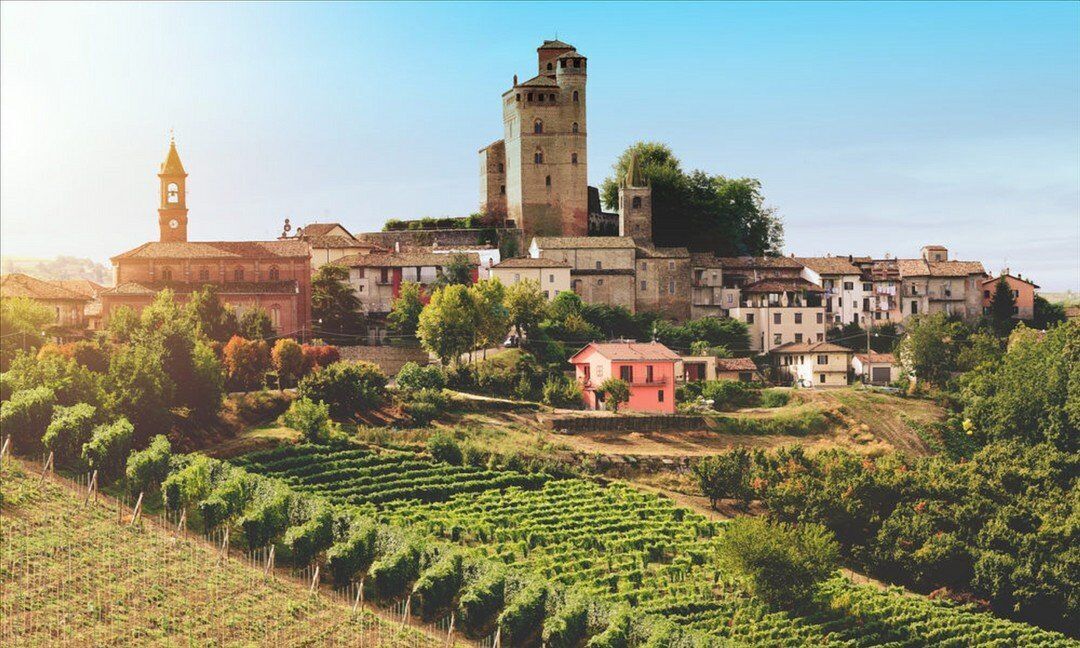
xmin=395 ymin=241 xmax=400 ymax=253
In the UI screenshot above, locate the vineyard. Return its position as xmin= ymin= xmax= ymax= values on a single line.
xmin=0 ymin=458 xmax=450 ymax=647
xmin=235 ymin=442 xmax=1077 ymax=647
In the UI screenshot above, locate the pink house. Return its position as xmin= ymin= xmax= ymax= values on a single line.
xmin=569 ymin=342 xmax=680 ymax=414
xmin=982 ymin=271 xmax=1039 ymax=321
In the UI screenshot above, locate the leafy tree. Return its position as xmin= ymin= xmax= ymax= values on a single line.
xmin=689 ymin=341 xmax=730 ymax=358
xmin=0 ymin=297 xmax=53 ymax=370
xmin=505 ymin=279 xmax=547 ymax=339
xmin=82 ymin=417 xmax=134 ymax=483
xmin=432 ymin=253 xmax=474 ymax=288
xmin=868 ymin=322 xmax=900 ymax=353
xmin=104 ymin=338 xmax=174 ymax=445
xmin=693 ymin=449 xmax=753 ymax=509
xmin=42 ymin=403 xmax=97 ymax=468
xmin=387 ymin=281 xmax=425 ymax=342
xmin=125 ymin=434 xmax=172 ymax=494
xmin=6 ymin=351 xmax=104 ymax=408
xmin=271 ymin=338 xmax=304 ymax=388
xmin=470 ymin=279 xmax=510 ymax=353
xmin=418 ymin=284 xmax=479 ymax=365
xmin=222 ymin=336 xmax=271 ymax=390
xmin=311 ymin=264 xmax=365 ymax=343
xmin=297 ymin=360 xmax=387 ymax=419
xmin=395 ymin=361 xmax=447 ymax=393
xmin=184 ymin=285 xmax=238 ymax=343
xmin=600 ymin=142 xmax=784 ymax=256
xmin=106 ymin=305 xmax=141 ymax=343
xmin=954 ymin=331 xmax=1003 ymax=372
xmin=547 ymin=291 xmax=585 ymax=322
xmin=239 ymin=307 xmax=274 ymax=340
xmin=428 ymin=431 xmax=463 ymax=465
xmin=654 ymin=317 xmax=750 ymax=353
xmin=1032 ymin=294 xmax=1065 ymax=330
xmin=718 ymin=518 xmax=839 ymax=608
xmin=896 ymin=313 xmax=969 ymax=385
xmin=0 ymin=386 xmax=56 ymax=453
xmin=61 ymin=339 xmax=109 ymax=373
xmin=541 ymin=375 xmax=583 ymax=408
xmin=597 ymin=378 xmax=630 ymax=412
xmin=281 ymin=397 xmax=336 ymax=442
xmin=988 ymin=277 xmax=1017 ymax=336
xmin=301 ymin=344 xmax=341 ymax=374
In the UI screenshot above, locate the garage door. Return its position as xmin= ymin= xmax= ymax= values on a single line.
xmin=871 ymin=367 xmax=891 ymax=384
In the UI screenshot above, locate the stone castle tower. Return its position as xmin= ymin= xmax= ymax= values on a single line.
xmin=618 ymin=151 xmax=652 ymax=244
xmin=158 ymin=137 xmax=188 ymax=242
xmin=479 ymin=40 xmax=589 ymax=238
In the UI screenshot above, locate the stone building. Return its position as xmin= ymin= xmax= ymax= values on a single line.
xmin=294 ymin=222 xmax=386 ymax=269
xmin=0 ymin=273 xmax=91 ymax=331
xmin=897 ymin=245 xmax=986 ymax=320
xmin=530 ymin=236 xmax=636 ymax=311
xmin=727 ymin=277 xmax=827 ymax=353
xmin=981 ymin=270 xmax=1039 ymax=320
xmin=634 ymin=246 xmax=691 ymax=320
xmin=772 ymin=341 xmax=852 ymax=387
xmin=796 ymin=256 xmax=868 ymax=327
xmin=479 ymin=40 xmax=589 ymax=238
xmin=102 ymin=139 xmax=312 ymax=336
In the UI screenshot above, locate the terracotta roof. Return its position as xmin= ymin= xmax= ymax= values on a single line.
xmin=539 ymin=39 xmax=574 ymax=50
xmin=298 ymin=223 xmax=354 ymax=238
xmin=102 ymin=280 xmax=298 ymax=296
xmin=56 ymin=279 xmax=107 ymax=298
xmin=112 ymin=240 xmax=310 ymax=262
xmin=570 ymin=341 xmax=680 ymax=362
xmin=715 ymin=256 xmax=804 ymax=270
xmin=533 ymin=236 xmax=637 ymax=249
xmin=794 ymin=257 xmax=861 ymax=276
xmin=519 ymin=74 xmax=559 ymax=88
xmin=741 ymin=278 xmax=824 ymax=293
xmin=855 ymin=352 xmax=895 ymax=364
xmin=636 ymin=246 xmax=690 ymax=259
xmin=492 ymin=257 xmax=571 ymax=269
xmin=306 ymin=235 xmax=382 ymax=250
xmin=715 ymin=357 xmax=757 ymax=371
xmin=897 ymin=259 xmax=986 ymax=278
xmin=690 ymin=253 xmax=724 ymax=268
xmin=983 ymin=274 xmax=1040 ymax=289
xmin=772 ymin=341 xmax=852 ymax=354
xmin=1 ymin=274 xmax=90 ymax=301
xmin=557 ymin=50 xmax=586 ymax=59
xmin=335 ymin=252 xmax=480 ymax=268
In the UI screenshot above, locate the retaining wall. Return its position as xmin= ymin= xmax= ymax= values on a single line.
xmin=337 ymin=345 xmax=431 ymax=376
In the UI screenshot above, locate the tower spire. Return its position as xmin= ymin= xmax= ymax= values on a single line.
xmin=158 ymin=135 xmax=188 ymax=242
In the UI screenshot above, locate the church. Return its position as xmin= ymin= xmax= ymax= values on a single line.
xmin=100 ymin=139 xmax=313 ymax=336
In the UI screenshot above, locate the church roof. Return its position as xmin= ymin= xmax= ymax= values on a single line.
xmin=160 ymin=139 xmax=186 ymax=176
xmin=538 ymin=39 xmax=574 ymax=50
xmin=298 ymin=223 xmax=355 ymax=239
xmin=518 ymin=74 xmax=559 ymax=88
xmin=557 ymin=50 xmax=586 ymax=59
xmin=112 ymin=240 xmax=310 ymax=262
xmin=0 ymin=273 xmax=91 ymax=301
xmin=102 ymin=280 xmax=299 ymax=296
xmin=56 ymin=279 xmax=108 ymax=298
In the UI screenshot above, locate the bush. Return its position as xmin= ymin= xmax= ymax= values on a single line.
xmin=396 ymin=362 xmax=447 ymax=393
xmin=125 ymin=435 xmax=172 ymax=495
xmin=596 ymin=378 xmax=630 ymax=412
xmin=428 ymin=431 xmax=463 ymax=465
xmin=0 ymin=387 xmax=57 ymax=453
xmin=412 ymin=550 xmax=466 ymax=619
xmin=699 ymin=380 xmax=760 ymax=411
xmin=231 ymin=390 xmax=291 ymax=424
xmin=498 ymin=577 xmax=549 ymax=646
xmin=6 ymin=352 xmax=103 ymax=408
xmin=301 ymin=344 xmax=341 ymax=374
xmin=368 ymin=538 xmax=424 ymax=600
xmin=403 ymin=401 xmax=438 ymax=426
xmin=543 ymin=589 xmax=592 ymax=648
xmin=718 ymin=517 xmax=839 ymax=608
xmin=281 ymin=397 xmax=336 ymax=443
xmin=541 ymin=375 xmax=583 ymax=409
xmin=458 ymin=564 xmax=506 ymax=634
xmin=283 ymin=504 xmax=334 ymax=566
xmin=0 ymin=372 xmax=13 ymax=402
xmin=271 ymin=338 xmax=304 ymax=387
xmin=81 ymin=418 xmax=134 ymax=483
xmin=42 ymin=402 xmax=96 ymax=467
xmin=297 ymin=361 xmax=387 ymax=419
xmin=327 ymin=518 xmax=378 ymax=585
xmin=161 ymin=453 xmax=218 ymax=511
xmin=760 ymin=388 xmax=790 ymax=408
xmin=198 ymin=468 xmax=256 ymax=529
xmin=239 ymin=479 xmax=294 ymax=548
xmin=692 ymin=449 xmax=753 ymax=509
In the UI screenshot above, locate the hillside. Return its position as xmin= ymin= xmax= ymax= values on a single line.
xmin=0 ymin=458 xmax=447 ymax=646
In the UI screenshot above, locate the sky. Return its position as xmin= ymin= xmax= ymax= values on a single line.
xmin=2 ymin=1 xmax=1078 ymax=290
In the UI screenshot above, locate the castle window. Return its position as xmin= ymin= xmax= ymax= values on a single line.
xmin=166 ymin=182 xmax=180 ymax=203
xmin=549 ymin=93 xmax=555 ymax=101
xmin=538 ymin=94 xmax=544 ymax=102
xmin=516 ymin=93 xmax=520 ymax=102
xmin=234 ymin=267 xmax=245 ymax=282
xmin=534 ymin=150 xmax=544 ymax=164
xmin=161 ymin=267 xmax=173 ymax=281
xmin=268 ymin=266 xmax=280 ymax=281
xmin=574 ymin=59 xmax=581 ymax=68
xmin=500 ymin=185 xmax=505 ymax=195
xmin=527 ymin=92 xmax=533 ymax=101
xmin=632 ymin=196 xmax=642 ymax=209
xmin=547 ymin=62 xmax=553 ymax=71
xmin=497 ymin=163 xmax=504 ymax=173
xmin=198 ymin=266 xmax=210 ymax=281
xmin=534 ymin=119 xmax=543 ymax=134
xmin=572 ymin=90 xmax=579 ymax=102
xmin=545 ymin=175 xmax=551 ymax=187
xmin=571 ymin=153 xmax=578 ymax=164
xmin=572 ymin=122 xmax=579 ymax=133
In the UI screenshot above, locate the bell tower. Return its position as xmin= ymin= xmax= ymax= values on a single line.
xmin=158 ymin=136 xmax=188 ymax=242
xmin=618 ymin=151 xmax=652 ymax=244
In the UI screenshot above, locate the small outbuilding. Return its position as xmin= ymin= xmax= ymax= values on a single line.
xmin=853 ymin=352 xmax=897 ymax=385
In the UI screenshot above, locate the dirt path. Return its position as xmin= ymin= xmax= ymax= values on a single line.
xmin=812 ymin=390 xmax=938 ymax=456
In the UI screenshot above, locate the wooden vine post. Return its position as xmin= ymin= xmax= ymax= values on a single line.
xmin=38 ymin=451 xmax=54 ymax=484
xmin=445 ymin=612 xmax=455 ymax=646
xmin=0 ymin=435 xmax=10 ymax=460
xmin=177 ymin=508 xmax=187 ymax=532
xmin=264 ymin=544 xmax=275 ymax=575
xmin=309 ymin=565 xmax=320 ymax=594
xmin=84 ymin=470 xmax=98 ymax=505
xmin=400 ymin=594 xmax=412 ymax=629
xmin=129 ymin=491 xmax=144 ymax=526
xmin=352 ymin=579 xmax=364 ymax=612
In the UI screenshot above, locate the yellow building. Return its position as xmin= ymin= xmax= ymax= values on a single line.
xmin=488 ymin=257 xmax=571 ymax=300
xmin=771 ymin=341 xmax=852 ymax=387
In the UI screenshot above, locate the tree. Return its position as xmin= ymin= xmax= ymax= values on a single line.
xmin=43 ymin=403 xmax=98 ymax=468
xmin=693 ymin=450 xmax=753 ymax=509
xmin=427 ymin=431 xmax=463 ymax=465
xmin=387 ymin=281 xmax=425 ymax=342
xmin=281 ymin=397 xmax=336 ymax=442
xmin=717 ymin=518 xmax=839 ymax=608
xmin=296 ymin=360 xmax=387 ymax=419
xmin=470 ymin=279 xmax=510 ymax=352
xmin=106 ymin=305 xmax=141 ymax=344
xmin=395 ymin=362 xmax=447 ymax=393
xmin=311 ymin=264 xmax=365 ymax=343
xmin=104 ymin=337 xmax=174 ymax=445
xmin=0 ymin=387 xmax=56 ymax=453
xmin=600 ymin=142 xmax=784 ymax=256
xmin=82 ymin=418 xmax=134 ymax=483
xmin=184 ymin=285 xmax=238 ymax=343
xmin=596 ymin=378 xmax=630 ymax=412
xmin=1032 ymin=294 xmax=1065 ymax=330
xmin=239 ymin=307 xmax=274 ymax=340
xmin=125 ymin=434 xmax=172 ymax=494
xmin=417 ymin=284 xmax=479 ymax=365
xmin=6 ymin=351 xmax=104 ymax=408
xmin=0 ymin=297 xmax=54 ymax=371
xmin=222 ymin=336 xmax=271 ymax=391
xmin=988 ymin=277 xmax=1017 ymax=336
xmin=271 ymin=338 xmax=304 ymax=388
xmin=505 ymin=279 xmax=547 ymax=340
xmin=433 ymin=254 xmax=474 ymax=288
xmin=896 ymin=313 xmax=968 ymax=385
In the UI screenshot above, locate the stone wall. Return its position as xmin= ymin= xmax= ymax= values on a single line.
xmin=538 ymin=413 xmax=708 ymax=434
xmin=354 ymin=228 xmax=524 ymax=255
xmin=336 ymin=345 xmax=431 ymax=376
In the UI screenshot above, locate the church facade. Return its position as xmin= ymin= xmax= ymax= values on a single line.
xmin=101 ymin=139 xmax=312 ymax=336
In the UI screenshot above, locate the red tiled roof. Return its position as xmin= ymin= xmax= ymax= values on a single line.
xmin=335 ymin=252 xmax=480 ymax=268
xmin=492 ymin=257 xmax=571 ymax=269
xmin=897 ymin=259 xmax=986 ymax=278
xmin=715 ymin=256 xmax=804 ymax=270
xmin=982 ymin=274 xmax=1040 ymax=289
xmin=298 ymin=223 xmax=354 ymax=238
xmin=1 ymin=274 xmax=90 ymax=301
xmin=855 ymin=353 xmax=895 ymax=364
xmin=715 ymin=357 xmax=757 ymax=371
xmin=56 ymin=279 xmax=107 ymax=298
xmin=741 ymin=278 xmax=824 ymax=293
xmin=112 ymin=240 xmax=310 ymax=262
xmin=570 ymin=341 xmax=681 ymax=363
xmin=771 ymin=341 xmax=852 ymax=354
xmin=794 ymin=256 xmax=861 ymax=276
xmin=101 ymin=280 xmax=298 ymax=296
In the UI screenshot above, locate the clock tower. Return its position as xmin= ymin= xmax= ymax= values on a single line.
xmin=158 ymin=136 xmax=188 ymax=242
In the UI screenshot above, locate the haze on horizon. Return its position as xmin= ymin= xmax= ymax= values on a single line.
xmin=1 ymin=2 xmax=1077 ymax=290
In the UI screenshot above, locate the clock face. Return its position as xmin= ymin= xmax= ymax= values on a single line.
xmin=169 ymin=219 xmax=179 ymax=229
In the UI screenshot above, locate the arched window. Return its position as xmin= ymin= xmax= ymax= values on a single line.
xmin=500 ymin=184 xmax=505 ymax=195
xmin=572 ymin=90 xmax=579 ymax=102
xmin=497 ymin=163 xmax=504 ymax=173
xmin=545 ymin=175 xmax=552 ymax=187
xmin=571 ymin=153 xmax=578 ymax=165
xmin=534 ymin=150 xmax=544 ymax=164
xmin=166 ymin=183 xmax=180 ymax=204
xmin=534 ymin=119 xmax=543 ymax=134
xmin=268 ymin=265 xmax=280 ymax=281
xmin=538 ymin=94 xmax=545 ymax=102
xmin=160 ymin=267 xmax=173 ymax=281
xmin=561 ymin=59 xmax=567 ymax=68
xmin=549 ymin=94 xmax=555 ymax=102
xmin=527 ymin=92 xmax=534 ymax=101
xmin=547 ymin=62 xmax=553 ymax=71
xmin=572 ymin=122 xmax=579 ymax=133
xmin=234 ymin=267 xmax=245 ymax=282
xmin=632 ymin=196 xmax=642 ymax=209
xmin=269 ymin=305 xmax=281 ymax=330
xmin=198 ymin=266 xmax=210 ymax=281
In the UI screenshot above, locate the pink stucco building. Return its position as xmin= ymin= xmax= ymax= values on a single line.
xmin=569 ymin=342 xmax=680 ymax=413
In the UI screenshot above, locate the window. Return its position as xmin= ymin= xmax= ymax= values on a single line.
xmin=595 ymin=261 xmax=602 ymax=270
xmin=817 ymin=355 xmax=828 ymax=365
xmin=358 ymin=268 xmax=365 ymax=279
xmin=773 ymin=313 xmax=782 ymax=325
xmin=658 ymin=389 xmax=664 ymax=403
xmin=632 ymin=196 xmax=642 ymax=208
xmin=166 ymin=182 xmax=180 ymax=203
xmin=819 ymin=373 xmax=826 ymax=383
xmin=668 ymin=280 xmax=675 ymax=294
xmin=548 ymin=273 xmax=555 ymax=283
xmin=571 ymin=153 xmax=578 ymax=164
xmin=268 ymin=265 xmax=280 ymax=281
xmin=843 ymin=281 xmax=854 ymax=290
xmin=538 ymin=94 xmax=544 ymax=102
xmin=234 ymin=267 xmax=245 ymax=281
xmin=620 ymin=366 xmax=633 ymax=382
xmin=983 ymin=290 xmax=990 ymax=299
xmin=543 ymin=290 xmax=550 ymax=299
xmin=641 ymin=280 xmax=647 ymax=290
xmin=497 ymin=163 xmax=504 ymax=173
xmin=560 ymin=59 xmax=566 ymax=68
xmin=527 ymin=92 xmax=533 ymax=101
xmin=534 ymin=120 xmax=543 ymax=134
xmin=545 ymin=175 xmax=552 ymax=187
xmin=910 ymin=301 xmax=919 ymax=315
xmin=574 ymin=59 xmax=581 ymax=68
xmin=863 ymin=283 xmax=873 ymax=291
xmin=572 ymin=90 xmax=579 ymax=102
xmin=270 ymin=305 xmax=281 ymax=330
xmin=547 ymin=62 xmax=553 ymax=70
xmin=534 ymin=150 xmax=544 ymax=164
xmin=795 ymin=333 xmax=803 ymax=343
xmin=646 ymin=366 xmax=654 ymax=382
xmin=597 ymin=278 xmax=603 ymax=285
xmin=816 ymin=312 xmax=823 ymax=324
xmin=549 ymin=94 xmax=555 ymax=102
xmin=746 ymin=313 xmax=754 ymax=324
xmin=794 ymin=312 xmax=802 ymax=324
xmin=773 ymin=333 xmax=782 ymax=345
xmin=198 ymin=266 xmax=210 ymax=281
xmin=572 ymin=122 xmax=579 ymax=133
xmin=500 ymin=185 xmax=505 ymax=195
xmin=641 ymin=262 xmax=647 ymax=270
xmin=161 ymin=267 xmax=173 ymax=281
xmin=668 ymin=261 xmax=675 ymax=270
xmin=514 ymin=273 xmax=520 ymax=282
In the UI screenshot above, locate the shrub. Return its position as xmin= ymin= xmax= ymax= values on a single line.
xmin=222 ymin=336 xmax=271 ymax=390
xmin=499 ymin=577 xmax=549 ymax=646
xmin=596 ymin=378 xmax=630 ymax=412
xmin=161 ymin=453 xmax=217 ymax=511
xmin=42 ymin=402 xmax=96 ymax=467
xmin=301 ymin=344 xmax=341 ymax=374
xmin=271 ymin=338 xmax=304 ymax=387
xmin=281 ymin=397 xmax=336 ymax=443
xmin=297 ymin=361 xmax=387 ymax=419
xmin=7 ymin=352 xmax=103 ymax=408
xmin=125 ymin=435 xmax=172 ymax=495
xmin=0 ymin=372 xmax=13 ymax=402
xmin=699 ymin=380 xmax=760 ymax=411
xmin=0 ymin=386 xmax=56 ymax=453
xmin=543 ymin=589 xmax=592 ymax=648
xmin=368 ymin=538 xmax=424 ymax=600
xmin=458 ymin=564 xmax=506 ymax=634
xmin=717 ymin=517 xmax=839 ymax=608
xmin=239 ymin=479 xmax=293 ymax=547
xmin=198 ymin=468 xmax=256 ymax=529
xmin=760 ymin=388 xmax=790 ymax=408
xmin=327 ymin=518 xmax=378 ymax=585
xmin=412 ymin=550 xmax=466 ymax=619
xmin=428 ymin=432 xmax=463 ymax=465
xmin=283 ymin=504 xmax=334 ymax=566
xmin=541 ymin=375 xmax=583 ymax=409
xmin=403 ymin=401 xmax=439 ymax=426
xmin=231 ymin=390 xmax=291 ymax=424
xmin=692 ymin=449 xmax=752 ymax=509
xmin=81 ymin=418 xmax=134 ymax=483
xmin=396 ymin=362 xmax=447 ymax=393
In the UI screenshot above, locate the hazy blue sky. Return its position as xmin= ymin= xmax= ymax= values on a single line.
xmin=2 ymin=2 xmax=1078 ymax=289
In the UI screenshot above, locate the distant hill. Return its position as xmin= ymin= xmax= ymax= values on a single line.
xmin=1041 ymin=291 xmax=1079 ymax=306
xmin=0 ymin=255 xmax=111 ymax=285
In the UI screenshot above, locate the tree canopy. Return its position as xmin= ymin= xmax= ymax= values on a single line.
xmin=311 ymin=264 xmax=365 ymax=343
